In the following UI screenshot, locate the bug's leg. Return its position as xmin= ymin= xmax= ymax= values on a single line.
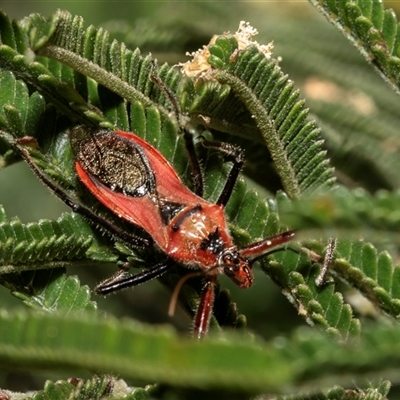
xmin=14 ymin=137 xmax=151 ymax=248
xmin=239 ymin=230 xmax=296 ymax=259
xmin=183 ymin=129 xmax=204 ymax=196
xmin=202 ymin=140 xmax=244 ymax=207
xmin=95 ymin=261 xmax=173 ymax=295
xmin=150 ymin=73 xmax=206 ymax=196
xmin=150 ymin=73 xmax=181 ymax=125
xmin=193 ymin=276 xmax=217 ymax=339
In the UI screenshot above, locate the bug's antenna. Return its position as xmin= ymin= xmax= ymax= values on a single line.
xmin=150 ymin=73 xmax=182 ymax=128
xmin=150 ymin=69 xmax=204 ymax=196
xmin=168 ymin=271 xmax=203 ymax=317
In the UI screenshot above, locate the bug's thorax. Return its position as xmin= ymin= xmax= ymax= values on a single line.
xmin=166 ymin=202 xmax=254 ymax=289
xmin=166 ymin=202 xmax=231 ymax=265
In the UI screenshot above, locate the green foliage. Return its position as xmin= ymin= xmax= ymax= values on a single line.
xmin=30 ymin=375 xmax=115 ymax=400
xmin=0 ymin=211 xmax=92 ymax=266
xmin=309 ymin=0 xmax=400 ymax=93
xmin=205 ymin=39 xmax=335 ymax=196
xmin=0 ymin=2 xmax=400 ymax=399
xmin=0 ymin=309 xmax=398 ymax=396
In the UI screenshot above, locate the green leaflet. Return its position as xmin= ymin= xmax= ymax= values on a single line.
xmin=0 ymin=70 xmax=46 ymax=140
xmin=7 ymin=269 xmax=97 ymax=315
xmin=0 ymin=212 xmax=92 ymax=267
xmin=280 ymin=187 xmax=400 ymax=238
xmin=0 ymin=309 xmax=400 ymax=394
xmin=309 ymin=0 xmax=400 ymax=93
xmin=182 ymin=36 xmax=336 ymax=196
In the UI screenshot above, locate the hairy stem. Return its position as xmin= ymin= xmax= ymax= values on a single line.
xmin=214 ymin=70 xmax=301 ymax=198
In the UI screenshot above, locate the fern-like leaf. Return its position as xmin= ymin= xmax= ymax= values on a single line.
xmin=181 ymin=31 xmax=335 ymax=196
xmin=3 ymin=375 xmax=157 ymax=400
xmin=264 ymin=248 xmax=360 ymax=340
xmin=29 ymin=10 xmax=182 ymax=123
xmin=4 ymin=268 xmax=97 ymax=315
xmin=310 ymin=0 xmax=400 ymax=93
xmin=280 ymin=188 xmax=400 ymax=319
xmin=334 ymin=240 xmax=400 ymax=319
xmin=0 ymin=309 xmax=400 ymax=394
xmin=0 ymin=212 xmax=92 ymax=269
xmin=0 ymin=13 xmax=101 ymax=129
xmin=31 ymin=375 xmax=114 ymax=400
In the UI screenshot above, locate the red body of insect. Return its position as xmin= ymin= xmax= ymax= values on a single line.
xmin=74 ymin=130 xmax=249 ymax=282
xmin=68 ymin=126 xmax=294 ymax=337
xmin=16 ymin=126 xmax=294 ymax=338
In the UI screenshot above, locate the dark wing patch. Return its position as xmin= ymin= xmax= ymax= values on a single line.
xmin=71 ymin=127 xmax=155 ymax=197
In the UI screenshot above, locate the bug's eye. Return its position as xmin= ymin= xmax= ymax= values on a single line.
xmin=224 ymin=265 xmax=239 ymax=277
xmin=224 ymin=262 xmax=254 ymax=289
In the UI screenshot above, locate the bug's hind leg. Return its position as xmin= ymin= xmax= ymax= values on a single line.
xmin=95 ymin=261 xmax=173 ymax=295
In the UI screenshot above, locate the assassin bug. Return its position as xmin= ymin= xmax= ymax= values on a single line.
xmin=16 ymin=126 xmax=294 ymax=337
xmin=15 ymin=94 xmax=294 ymax=339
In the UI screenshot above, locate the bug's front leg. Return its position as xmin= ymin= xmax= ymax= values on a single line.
xmin=193 ymin=276 xmax=217 ymax=338
xmin=182 ymin=132 xmax=244 ymax=204
xmin=201 ymin=140 xmax=244 ymax=207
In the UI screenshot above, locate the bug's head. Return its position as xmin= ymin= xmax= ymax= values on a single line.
xmin=218 ymin=249 xmax=254 ymax=289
